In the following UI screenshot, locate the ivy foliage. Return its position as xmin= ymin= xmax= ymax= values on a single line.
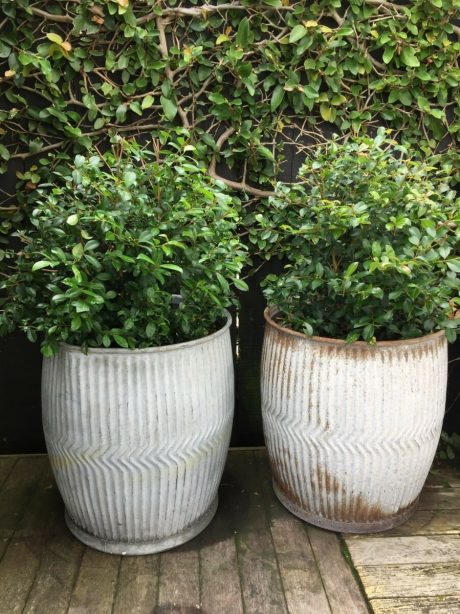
xmin=258 ymin=130 xmax=460 ymax=343
xmin=0 ymin=137 xmax=248 ymax=355
xmin=0 ymin=0 xmax=459 ymax=229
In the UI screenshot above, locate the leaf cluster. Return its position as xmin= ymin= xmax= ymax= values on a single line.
xmin=257 ymin=129 xmax=460 ymax=342
xmin=0 ymin=0 xmax=459 ymax=230
xmin=0 ymin=137 xmax=248 ymax=355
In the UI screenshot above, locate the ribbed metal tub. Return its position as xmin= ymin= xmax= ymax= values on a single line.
xmin=261 ymin=307 xmax=448 ymax=533
xmin=42 ymin=312 xmax=234 ymax=554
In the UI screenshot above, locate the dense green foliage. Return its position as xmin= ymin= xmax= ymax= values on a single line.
xmin=0 ymin=0 xmax=458 ymax=234
xmin=0 ymin=138 xmax=247 ymax=355
xmin=258 ymin=130 xmax=460 ymax=343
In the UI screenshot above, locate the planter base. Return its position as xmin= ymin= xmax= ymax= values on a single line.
xmin=65 ymin=497 xmax=219 ymax=555
xmin=273 ymin=481 xmax=418 ymax=534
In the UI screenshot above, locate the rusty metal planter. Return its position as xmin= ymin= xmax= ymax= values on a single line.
xmin=42 ymin=312 xmax=234 ymax=554
xmin=261 ymin=307 xmax=448 ymax=534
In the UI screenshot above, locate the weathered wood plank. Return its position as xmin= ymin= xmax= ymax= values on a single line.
xmin=157 ymin=549 xmax=200 ymax=613
xmin=370 ymin=595 xmax=460 ymax=613
xmin=357 ymin=562 xmax=460 ymax=598
xmin=0 ymin=457 xmax=17 ymax=491
xmin=257 ymin=453 xmax=331 ymax=614
xmin=200 ymin=538 xmax=244 ymax=614
xmin=271 ymin=515 xmax=332 ymax=614
xmin=346 ymin=508 xmax=460 ymax=538
xmin=0 ymin=537 xmax=43 ymax=614
xmin=23 ymin=519 xmax=83 ymax=614
xmin=0 ymin=537 xmax=9 ymax=562
xmin=199 ymin=464 xmax=244 ymax=614
xmin=427 ymin=466 xmax=460 ymax=489
xmin=112 ymin=556 xmax=159 ymax=614
xmin=424 ymin=471 xmax=456 ymax=490
xmin=308 ymin=526 xmax=368 ymax=614
xmin=439 ymin=471 xmax=460 ymax=488
xmin=0 ymin=457 xmax=47 ymax=537
xmin=346 ymin=535 xmax=460 ymax=566
xmin=372 ymin=510 xmax=460 ymax=537
xmin=418 ymin=488 xmax=460 ymax=511
xmin=233 ymin=451 xmax=288 ymax=614
xmin=15 ymin=463 xmax=62 ymax=538
xmin=68 ymin=548 xmax=120 ymax=614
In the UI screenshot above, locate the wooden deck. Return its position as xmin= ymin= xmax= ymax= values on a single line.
xmin=0 ymin=450 xmax=458 ymax=614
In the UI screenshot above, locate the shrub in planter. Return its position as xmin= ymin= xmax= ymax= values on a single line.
xmin=1 ymin=140 xmax=248 ymax=553
xmin=257 ymin=129 xmax=460 ymax=532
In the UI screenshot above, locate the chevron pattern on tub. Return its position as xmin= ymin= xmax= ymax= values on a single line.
xmin=261 ymin=321 xmax=447 ymax=531
xmin=41 ymin=329 xmax=234 ymax=545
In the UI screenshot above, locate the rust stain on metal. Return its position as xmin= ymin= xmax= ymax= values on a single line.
xmin=316 ymin=467 xmax=417 ymax=524
xmin=269 ymin=449 xmax=304 ymax=510
xmin=271 ymin=458 xmax=418 ymax=525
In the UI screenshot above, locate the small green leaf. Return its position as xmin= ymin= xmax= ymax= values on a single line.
xmin=344 ymin=262 xmax=359 ymax=278
xmin=400 ymin=47 xmax=420 ymax=68
xmin=160 ymin=96 xmax=178 ymax=121
xmin=116 ymin=104 xmax=127 ymax=122
xmin=447 ymin=259 xmax=460 ymax=273
xmin=0 ymin=144 xmax=10 ymax=161
xmin=32 ymin=260 xmax=53 ymax=272
xmin=146 ymin=322 xmax=156 ymax=337
xmin=216 ymin=33 xmax=231 ymax=45
xmin=236 ymin=17 xmax=250 ymax=48
xmin=113 ymin=334 xmax=129 ymax=348
xmin=289 ymin=25 xmax=307 ymax=43
xmin=66 ymin=214 xmax=79 ymax=226
xmin=208 ymin=92 xmax=226 ymax=105
xmin=46 ymin=33 xmax=64 ymax=45
xmin=216 ymin=272 xmax=229 ymax=292
xmin=234 ymin=278 xmax=249 ymax=292
xmin=319 ymin=104 xmax=336 ymax=123
xmin=141 ymin=95 xmax=154 ymax=110
xmin=72 ymin=243 xmax=84 ymax=259
xmin=71 ymin=316 xmax=81 ymax=331
xmin=42 ymin=344 xmax=56 ymax=358
xmin=371 ymin=242 xmax=381 ymax=257
xmin=271 ymin=85 xmax=285 ymax=112
xmin=160 ymin=263 xmax=183 ymax=273
xmin=257 ymin=145 xmax=275 ymax=161
xmin=382 ymin=46 xmax=395 ymax=64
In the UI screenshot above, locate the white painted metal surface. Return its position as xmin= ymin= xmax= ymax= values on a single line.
xmin=42 ymin=312 xmax=234 ymax=554
xmin=261 ymin=308 xmax=448 ymax=533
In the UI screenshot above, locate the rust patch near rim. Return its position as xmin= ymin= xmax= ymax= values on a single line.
xmin=264 ymin=306 xmax=446 ymax=351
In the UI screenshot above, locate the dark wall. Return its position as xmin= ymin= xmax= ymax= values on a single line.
xmin=0 ymin=333 xmax=44 ymax=453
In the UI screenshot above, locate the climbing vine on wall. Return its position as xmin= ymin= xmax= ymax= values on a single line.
xmin=0 ymin=0 xmax=459 ymax=227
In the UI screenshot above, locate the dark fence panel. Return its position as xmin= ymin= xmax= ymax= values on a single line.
xmin=0 ymin=332 xmax=43 ymax=453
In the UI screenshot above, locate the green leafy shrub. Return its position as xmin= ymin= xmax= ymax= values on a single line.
xmin=0 ymin=138 xmax=248 ymax=356
xmin=258 ymin=129 xmax=460 ymax=343
xmin=0 ymin=0 xmax=458 ymax=231
xmin=437 ymin=431 xmax=460 ymax=462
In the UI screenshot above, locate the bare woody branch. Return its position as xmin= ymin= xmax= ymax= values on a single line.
xmin=156 ymin=17 xmax=190 ymax=129
xmin=208 ymin=127 xmax=275 ymax=198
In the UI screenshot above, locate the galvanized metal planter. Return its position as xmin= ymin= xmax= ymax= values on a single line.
xmin=42 ymin=312 xmax=234 ymax=554
xmin=261 ymin=307 xmax=448 ymax=534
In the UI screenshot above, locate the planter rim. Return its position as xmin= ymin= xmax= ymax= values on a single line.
xmin=60 ymin=309 xmax=232 ymax=355
xmin=264 ymin=306 xmax=445 ymax=349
